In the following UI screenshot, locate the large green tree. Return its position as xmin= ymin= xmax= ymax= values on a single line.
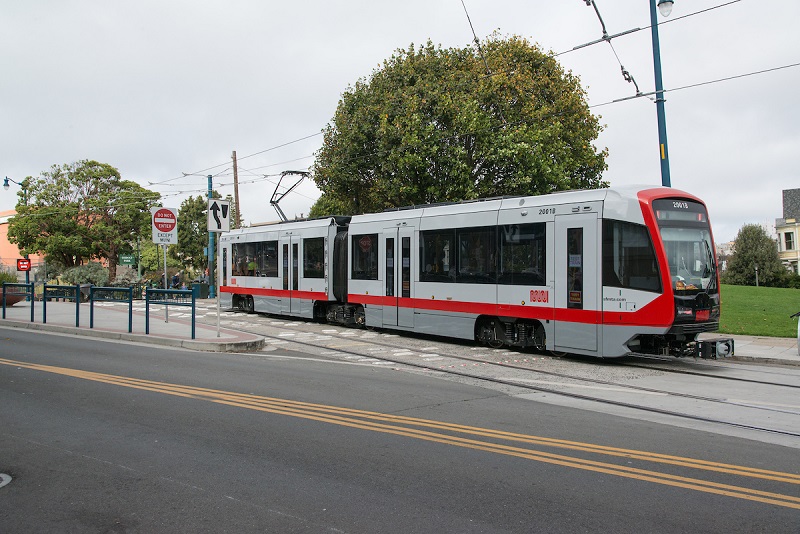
xmin=7 ymin=160 xmax=159 ymax=281
xmin=722 ymin=224 xmax=786 ymax=287
xmin=310 ymin=36 xmax=607 ymax=216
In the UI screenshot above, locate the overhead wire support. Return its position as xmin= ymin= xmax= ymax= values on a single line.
xmin=579 ymin=0 xmax=642 ymax=97
xmin=564 ymin=1 xmax=742 ymax=57
xmin=571 ymin=27 xmax=641 ymax=52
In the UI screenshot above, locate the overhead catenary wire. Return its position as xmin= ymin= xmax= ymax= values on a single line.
xmin=558 ymin=0 xmax=743 ymax=57
xmin=14 ymin=51 xmax=797 ymax=222
xmin=145 ymin=57 xmax=800 ymax=209
xmin=11 ymin=0 xmax=787 ymax=219
xmin=139 ymin=0 xmax=756 ymax=202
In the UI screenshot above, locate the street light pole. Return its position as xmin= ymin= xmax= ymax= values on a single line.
xmin=650 ymin=0 xmax=673 ymax=187
xmin=3 ymin=176 xmax=30 ymax=286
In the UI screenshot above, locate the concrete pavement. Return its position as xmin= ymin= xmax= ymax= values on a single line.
xmin=700 ymin=332 xmax=800 ymax=366
xmin=1 ymin=298 xmax=798 ymax=365
xmin=0 ymin=299 xmax=264 ymax=352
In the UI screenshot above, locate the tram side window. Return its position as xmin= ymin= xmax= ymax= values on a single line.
xmin=303 ymin=237 xmax=325 ymax=279
xmin=232 ymin=242 xmax=258 ymax=275
xmin=456 ymin=227 xmax=496 ymax=283
xmin=261 ymin=241 xmax=279 ymax=277
xmin=352 ymin=234 xmax=378 ymax=280
xmin=602 ymin=220 xmax=661 ymax=293
xmin=498 ymin=223 xmax=547 ymax=286
xmin=420 ymin=229 xmax=455 ymax=282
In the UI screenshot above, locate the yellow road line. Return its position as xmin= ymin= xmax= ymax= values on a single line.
xmin=3 ymin=357 xmax=799 ymax=509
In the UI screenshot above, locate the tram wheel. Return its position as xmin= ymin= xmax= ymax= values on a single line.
xmin=477 ymin=318 xmax=504 ymax=349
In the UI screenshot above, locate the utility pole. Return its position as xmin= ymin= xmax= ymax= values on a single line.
xmin=232 ymin=150 xmax=241 ymax=229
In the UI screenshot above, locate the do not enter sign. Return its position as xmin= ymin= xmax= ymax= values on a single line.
xmin=151 ymin=207 xmax=178 ymax=244
xmin=153 ymin=208 xmax=176 ymax=232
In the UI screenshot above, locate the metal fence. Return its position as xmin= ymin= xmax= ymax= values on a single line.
xmin=145 ymin=288 xmax=196 ymax=339
xmin=42 ymin=284 xmax=83 ymax=326
xmin=90 ymin=286 xmax=134 ymax=333
xmin=2 ymin=283 xmax=197 ymax=339
xmin=1 ymin=282 xmax=34 ymax=322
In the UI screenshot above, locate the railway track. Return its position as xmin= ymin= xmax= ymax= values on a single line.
xmin=616 ymin=357 xmax=800 ymax=389
xmin=199 ymin=308 xmax=800 ymax=440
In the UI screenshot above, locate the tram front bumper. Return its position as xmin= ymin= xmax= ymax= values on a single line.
xmin=696 ymin=338 xmax=734 ymax=359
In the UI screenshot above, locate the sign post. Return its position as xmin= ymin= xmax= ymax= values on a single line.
xmin=208 ymin=199 xmax=231 ymax=337
xmin=152 ymin=207 xmax=178 ymax=322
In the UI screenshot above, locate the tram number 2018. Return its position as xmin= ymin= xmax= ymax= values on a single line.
xmin=530 ymin=290 xmax=549 ymax=303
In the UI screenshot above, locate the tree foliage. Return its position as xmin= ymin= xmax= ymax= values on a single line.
xmin=7 ymin=160 xmax=160 ymax=281
xmin=310 ymin=36 xmax=607 ymax=216
xmin=722 ymin=224 xmax=786 ymax=287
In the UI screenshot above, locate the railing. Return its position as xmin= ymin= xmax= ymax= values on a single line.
xmin=145 ymin=288 xmax=196 ymax=339
xmin=3 ymin=284 xmax=199 ymax=340
xmin=1 ymin=282 xmax=34 ymax=322
xmin=90 ymin=286 xmax=134 ymax=333
xmin=42 ymin=284 xmax=81 ymax=327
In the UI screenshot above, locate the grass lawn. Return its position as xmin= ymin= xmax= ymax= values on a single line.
xmin=719 ymin=284 xmax=800 ymax=338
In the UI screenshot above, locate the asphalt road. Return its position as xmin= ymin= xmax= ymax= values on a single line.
xmin=1 ymin=329 xmax=798 ymax=533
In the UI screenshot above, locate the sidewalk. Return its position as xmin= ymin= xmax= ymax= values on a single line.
xmin=0 ymin=299 xmax=797 ymax=365
xmin=700 ymin=332 xmax=800 ymax=367
xmin=0 ymin=299 xmax=264 ymax=352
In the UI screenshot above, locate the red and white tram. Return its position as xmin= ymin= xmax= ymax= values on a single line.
xmin=218 ymin=186 xmax=733 ymax=358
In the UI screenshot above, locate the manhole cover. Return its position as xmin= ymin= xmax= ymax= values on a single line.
xmin=0 ymin=474 xmax=11 ymax=489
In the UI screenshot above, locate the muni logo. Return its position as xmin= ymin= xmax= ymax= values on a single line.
xmin=529 ymin=290 xmax=549 ymax=303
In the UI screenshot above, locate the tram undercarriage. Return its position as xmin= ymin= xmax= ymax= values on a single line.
xmin=475 ymin=316 xmax=547 ymax=351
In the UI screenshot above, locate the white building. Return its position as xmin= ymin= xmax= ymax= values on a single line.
xmin=775 ymin=189 xmax=800 ymax=274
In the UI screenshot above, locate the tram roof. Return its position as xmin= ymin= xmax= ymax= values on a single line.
xmin=349 ymin=185 xmax=692 ymax=223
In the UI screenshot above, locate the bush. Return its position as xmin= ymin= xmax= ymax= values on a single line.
xmin=784 ymin=272 xmax=800 ymax=289
xmin=110 ymin=267 xmax=140 ymax=287
xmin=61 ymin=262 xmax=109 ymax=286
xmin=0 ymin=269 xmax=21 ymax=284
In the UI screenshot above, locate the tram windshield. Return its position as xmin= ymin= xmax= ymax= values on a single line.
xmin=652 ymin=199 xmax=717 ymax=294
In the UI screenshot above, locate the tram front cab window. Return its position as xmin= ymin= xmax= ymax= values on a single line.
xmin=602 ymin=220 xmax=661 ymax=292
xmin=652 ymin=198 xmax=719 ymax=324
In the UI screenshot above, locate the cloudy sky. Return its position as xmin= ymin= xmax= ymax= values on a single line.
xmin=2 ymin=0 xmax=797 ymax=243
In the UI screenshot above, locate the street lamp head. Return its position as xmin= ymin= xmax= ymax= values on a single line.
xmin=3 ymin=177 xmax=9 ymax=191
xmin=657 ymin=0 xmax=674 ymax=17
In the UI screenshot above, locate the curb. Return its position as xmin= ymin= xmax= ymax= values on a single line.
xmin=729 ymin=355 xmax=800 ymax=368
xmin=0 ymin=320 xmax=265 ymax=353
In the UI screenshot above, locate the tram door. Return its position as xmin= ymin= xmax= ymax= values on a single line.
xmin=554 ymin=213 xmax=599 ymax=352
xmin=279 ymin=236 xmax=299 ymax=314
xmin=383 ymin=227 xmax=414 ymax=328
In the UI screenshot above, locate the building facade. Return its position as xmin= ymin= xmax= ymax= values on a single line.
xmin=775 ymin=189 xmax=800 ymax=274
xmin=0 ymin=210 xmax=43 ymax=280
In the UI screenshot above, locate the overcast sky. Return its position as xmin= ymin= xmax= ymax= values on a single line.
xmin=2 ymin=0 xmax=798 ymax=243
